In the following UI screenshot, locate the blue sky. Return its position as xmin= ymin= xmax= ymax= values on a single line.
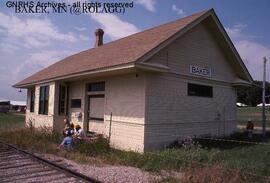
xmin=0 ymin=0 xmax=270 ymax=101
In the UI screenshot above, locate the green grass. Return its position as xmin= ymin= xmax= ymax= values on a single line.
xmin=238 ymin=106 xmax=270 ymax=114
xmin=1 ymin=112 xmax=270 ymax=181
xmin=0 ymin=112 xmax=25 ymax=129
xmin=237 ymin=107 xmax=270 ymax=126
xmin=1 ymin=126 xmax=270 ymax=178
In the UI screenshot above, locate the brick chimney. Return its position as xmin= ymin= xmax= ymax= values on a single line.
xmin=95 ymin=28 xmax=104 ymax=47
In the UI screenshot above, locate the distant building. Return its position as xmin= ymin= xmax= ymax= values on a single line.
xmin=10 ymin=101 xmax=26 ymax=112
xmin=0 ymin=99 xmax=26 ymax=113
xmin=0 ymin=99 xmax=10 ymax=113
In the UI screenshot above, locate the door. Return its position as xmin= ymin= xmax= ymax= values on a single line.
xmin=88 ymin=95 xmax=105 ymax=132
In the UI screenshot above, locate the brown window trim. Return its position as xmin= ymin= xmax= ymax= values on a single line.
xmin=58 ymin=84 xmax=68 ymax=115
xmin=39 ymin=85 xmax=49 ymax=115
xmin=30 ymin=89 xmax=35 ymax=113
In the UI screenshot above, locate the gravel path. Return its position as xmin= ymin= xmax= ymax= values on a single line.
xmin=43 ymin=154 xmax=166 ymax=183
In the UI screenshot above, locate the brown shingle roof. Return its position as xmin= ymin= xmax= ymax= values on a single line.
xmin=14 ymin=10 xmax=209 ymax=87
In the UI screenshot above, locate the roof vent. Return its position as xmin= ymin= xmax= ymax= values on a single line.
xmin=95 ymin=28 xmax=104 ymax=47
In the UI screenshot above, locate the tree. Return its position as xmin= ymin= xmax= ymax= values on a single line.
xmin=237 ymin=80 xmax=270 ymax=106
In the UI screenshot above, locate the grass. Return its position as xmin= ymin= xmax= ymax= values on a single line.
xmin=237 ymin=106 xmax=270 ymax=126
xmin=1 ymin=112 xmax=270 ymax=182
xmin=0 ymin=112 xmax=25 ymax=129
xmin=1 ymin=126 xmax=270 ymax=177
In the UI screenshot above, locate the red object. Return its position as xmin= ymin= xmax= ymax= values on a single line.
xmin=246 ymin=122 xmax=254 ymax=130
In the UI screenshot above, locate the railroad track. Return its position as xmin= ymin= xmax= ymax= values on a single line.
xmin=0 ymin=140 xmax=101 ymax=183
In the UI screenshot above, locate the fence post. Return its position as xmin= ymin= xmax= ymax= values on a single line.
xmin=108 ymin=112 xmax=112 ymax=144
xmin=262 ymin=57 xmax=267 ymax=137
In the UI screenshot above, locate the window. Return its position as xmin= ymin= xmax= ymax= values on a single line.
xmin=30 ymin=89 xmax=35 ymax=112
xmin=187 ymin=83 xmax=213 ymax=98
xmin=88 ymin=82 xmax=105 ymax=92
xmin=59 ymin=84 xmax=67 ymax=115
xmin=39 ymin=86 xmax=49 ymax=115
xmin=71 ymin=99 xmax=81 ymax=108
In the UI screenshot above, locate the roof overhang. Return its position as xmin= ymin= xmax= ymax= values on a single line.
xmin=14 ymin=62 xmax=170 ymax=88
xmin=14 ymin=63 xmax=136 ymax=88
xmin=232 ymin=78 xmax=253 ymax=88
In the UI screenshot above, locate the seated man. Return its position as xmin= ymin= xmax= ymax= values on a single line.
xmin=74 ymin=125 xmax=85 ymax=141
xmin=58 ymin=131 xmax=74 ymax=151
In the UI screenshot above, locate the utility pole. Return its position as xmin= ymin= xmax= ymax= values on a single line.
xmin=262 ymin=57 xmax=267 ymax=137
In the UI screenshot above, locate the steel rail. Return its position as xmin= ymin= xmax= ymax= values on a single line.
xmin=0 ymin=140 xmax=102 ymax=183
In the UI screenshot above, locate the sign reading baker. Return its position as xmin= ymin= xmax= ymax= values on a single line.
xmin=189 ymin=65 xmax=211 ymax=77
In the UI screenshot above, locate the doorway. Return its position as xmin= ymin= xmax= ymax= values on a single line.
xmin=87 ymin=95 xmax=105 ymax=132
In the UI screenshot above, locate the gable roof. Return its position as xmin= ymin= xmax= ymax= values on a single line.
xmin=14 ymin=10 xmax=208 ymax=87
xmin=14 ymin=9 xmax=253 ymax=88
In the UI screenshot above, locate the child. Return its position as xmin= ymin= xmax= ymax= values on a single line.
xmin=58 ymin=131 xmax=74 ymax=151
xmin=70 ymin=123 xmax=75 ymax=135
xmin=74 ymin=125 xmax=85 ymax=141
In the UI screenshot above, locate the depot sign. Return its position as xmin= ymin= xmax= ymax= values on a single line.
xmin=189 ymin=65 xmax=212 ymax=77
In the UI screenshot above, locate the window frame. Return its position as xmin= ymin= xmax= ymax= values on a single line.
xmin=87 ymin=81 xmax=105 ymax=92
xmin=187 ymin=83 xmax=213 ymax=98
xmin=30 ymin=89 xmax=35 ymax=113
xmin=39 ymin=85 xmax=49 ymax=115
xmin=58 ymin=84 xmax=68 ymax=115
xmin=71 ymin=99 xmax=81 ymax=109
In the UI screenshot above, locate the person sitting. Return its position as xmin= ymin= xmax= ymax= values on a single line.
xmin=74 ymin=125 xmax=85 ymax=141
xmin=58 ymin=131 xmax=74 ymax=151
xmin=69 ymin=123 xmax=75 ymax=135
xmin=62 ymin=118 xmax=70 ymax=136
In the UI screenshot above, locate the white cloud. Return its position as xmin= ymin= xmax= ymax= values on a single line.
xmin=172 ymin=4 xmax=186 ymax=17
xmin=225 ymin=24 xmax=258 ymax=41
xmin=0 ymin=42 xmax=20 ymax=54
xmin=75 ymin=27 xmax=87 ymax=32
xmin=226 ymin=24 xmax=270 ymax=81
xmin=0 ymin=12 xmax=78 ymax=49
xmin=79 ymin=35 xmax=89 ymax=41
xmin=135 ymin=0 xmax=156 ymax=12
xmin=234 ymin=40 xmax=270 ymax=81
xmin=90 ymin=13 xmax=140 ymax=40
xmin=0 ymin=11 xmax=90 ymax=100
xmin=14 ymin=50 xmax=74 ymax=78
